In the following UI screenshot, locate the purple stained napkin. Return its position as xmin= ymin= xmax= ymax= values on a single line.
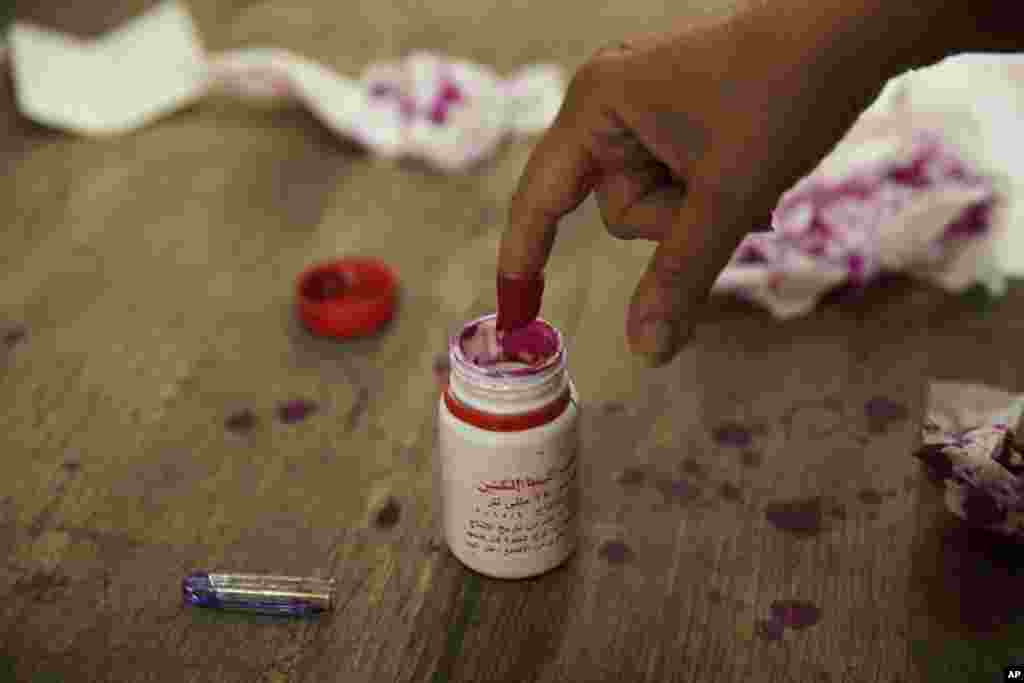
xmin=3 ymin=1 xmax=566 ymax=172
xmin=712 ymin=53 xmax=1024 ymax=318
xmin=914 ymin=381 xmax=1024 ymax=538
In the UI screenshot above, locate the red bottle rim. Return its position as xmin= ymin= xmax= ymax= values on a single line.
xmin=443 ymin=386 xmax=572 ymax=432
xmin=296 ymin=258 xmax=398 ymax=339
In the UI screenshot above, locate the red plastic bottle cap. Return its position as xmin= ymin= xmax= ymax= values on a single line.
xmin=297 ymin=258 xmax=398 ymax=339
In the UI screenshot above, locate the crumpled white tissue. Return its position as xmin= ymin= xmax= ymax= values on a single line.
xmin=916 ymin=381 xmax=1024 ymax=540
xmin=712 ymin=53 xmax=1024 ymax=318
xmin=2 ymin=0 xmax=565 ymax=171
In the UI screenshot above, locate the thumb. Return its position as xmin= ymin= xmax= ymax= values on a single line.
xmin=626 ymin=190 xmax=746 ymax=366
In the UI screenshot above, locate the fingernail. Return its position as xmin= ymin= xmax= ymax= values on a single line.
xmin=631 ymin=319 xmax=677 ymax=366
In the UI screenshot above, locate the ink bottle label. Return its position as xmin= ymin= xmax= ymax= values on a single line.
xmin=437 ymin=313 xmax=580 ymax=579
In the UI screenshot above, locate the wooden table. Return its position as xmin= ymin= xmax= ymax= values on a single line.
xmin=4 ymin=3 xmax=1024 ymax=682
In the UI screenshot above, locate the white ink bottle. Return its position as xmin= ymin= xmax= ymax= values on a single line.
xmin=437 ymin=313 xmax=580 ymax=579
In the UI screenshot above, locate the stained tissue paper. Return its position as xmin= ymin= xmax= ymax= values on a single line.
xmin=713 ymin=53 xmax=1024 ymax=317
xmin=2 ymin=0 xmax=565 ymax=171
xmin=916 ymin=382 xmax=1024 ymax=539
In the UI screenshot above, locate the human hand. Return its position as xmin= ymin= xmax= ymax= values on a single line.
xmin=497 ymin=11 xmax=899 ymax=366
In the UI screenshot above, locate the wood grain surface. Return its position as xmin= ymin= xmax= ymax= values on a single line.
xmin=3 ymin=2 xmax=1023 ymax=682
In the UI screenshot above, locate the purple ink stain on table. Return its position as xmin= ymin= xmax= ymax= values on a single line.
xmin=657 ymin=478 xmax=699 ymax=503
xmin=770 ymin=600 xmax=822 ymax=629
xmin=3 ymin=324 xmax=27 ymax=348
xmin=224 ymin=409 xmax=258 ymax=434
xmin=864 ymin=396 xmax=909 ymax=433
xmin=713 ymin=422 xmax=753 ymax=448
xmin=764 ymin=497 xmax=824 ymax=536
xmin=615 ymin=467 xmax=646 ymax=486
xmin=755 ymin=618 xmax=785 ymax=641
xmin=598 ymin=540 xmax=633 ymax=564
xmin=740 ymin=450 xmax=763 ymax=468
xmin=374 ymin=498 xmax=401 ymax=529
xmin=277 ymin=399 xmax=318 ymax=424
xmin=719 ymin=482 xmax=743 ymax=502
xmin=857 ymin=489 xmax=884 ymax=505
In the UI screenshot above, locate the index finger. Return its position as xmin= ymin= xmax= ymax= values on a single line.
xmin=496 ymin=122 xmax=597 ymax=330
xmin=498 ymin=122 xmax=597 ymax=278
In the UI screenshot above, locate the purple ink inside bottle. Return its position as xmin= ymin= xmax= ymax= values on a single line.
xmin=452 ymin=314 xmax=563 ymax=380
